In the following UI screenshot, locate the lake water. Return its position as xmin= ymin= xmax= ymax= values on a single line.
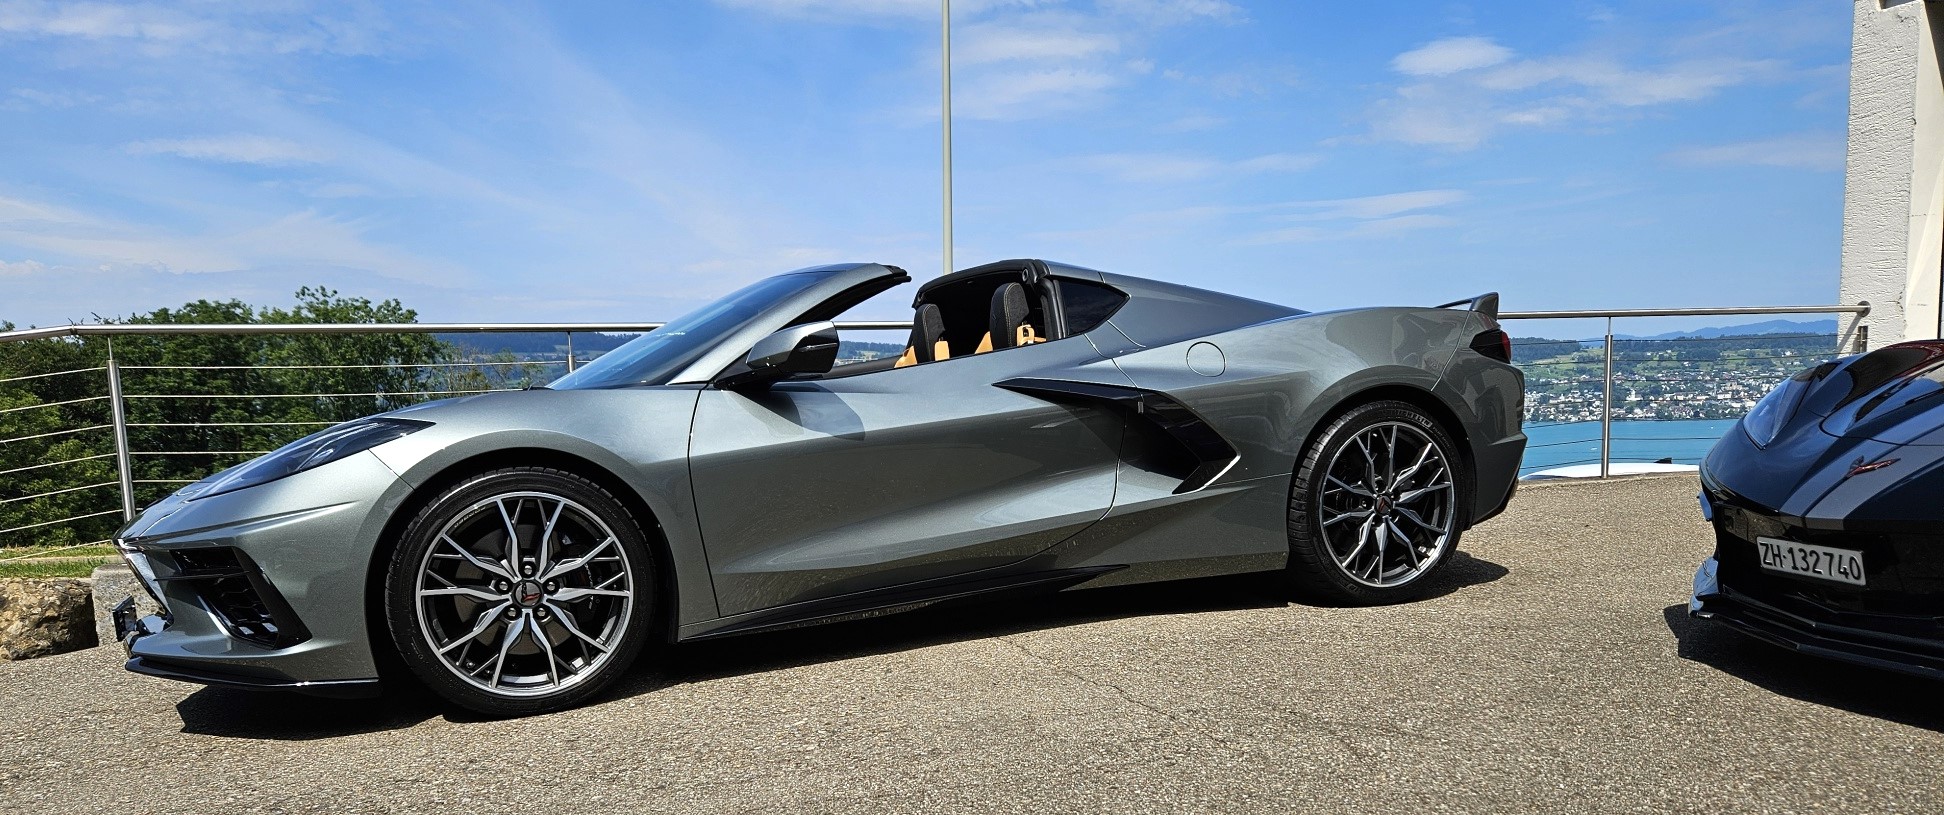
xmin=1519 ymin=419 xmax=1739 ymax=477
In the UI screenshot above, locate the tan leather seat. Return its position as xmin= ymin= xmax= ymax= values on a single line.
xmin=895 ymin=303 xmax=950 ymax=367
xmin=976 ymin=282 xmax=1044 ymax=353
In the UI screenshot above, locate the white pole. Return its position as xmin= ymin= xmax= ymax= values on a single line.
xmin=941 ymin=0 xmax=953 ymax=277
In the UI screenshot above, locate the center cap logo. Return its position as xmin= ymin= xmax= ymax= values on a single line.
xmin=514 ymin=579 xmax=545 ymax=608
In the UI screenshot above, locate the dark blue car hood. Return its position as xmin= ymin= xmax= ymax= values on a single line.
xmin=1704 ymin=340 xmax=1944 ymax=528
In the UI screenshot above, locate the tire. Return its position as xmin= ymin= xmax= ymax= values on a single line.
xmin=383 ymin=467 xmax=656 ymax=716
xmin=1286 ymin=400 xmax=1471 ymax=605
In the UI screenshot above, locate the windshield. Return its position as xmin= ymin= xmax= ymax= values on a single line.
xmin=550 ymin=271 xmax=834 ymax=389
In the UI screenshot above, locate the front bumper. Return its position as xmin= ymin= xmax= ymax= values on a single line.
xmin=1690 ymin=556 xmax=1944 ymax=680
xmin=112 ymin=450 xmax=413 ymax=693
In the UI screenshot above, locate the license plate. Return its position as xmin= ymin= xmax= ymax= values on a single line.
xmin=1756 ymin=537 xmax=1866 ymax=587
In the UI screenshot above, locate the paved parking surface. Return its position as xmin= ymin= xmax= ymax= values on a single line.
xmin=3 ymin=475 xmax=1941 ymax=814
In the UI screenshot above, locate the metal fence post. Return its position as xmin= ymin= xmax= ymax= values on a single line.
xmin=105 ymin=345 xmax=136 ymax=521
xmin=1600 ymin=318 xmax=1614 ymax=479
xmin=565 ymin=332 xmax=577 ymax=373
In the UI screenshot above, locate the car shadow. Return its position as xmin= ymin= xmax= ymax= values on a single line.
xmin=622 ymin=550 xmax=1508 ymax=700
xmin=172 ymin=551 xmax=1508 ymax=739
xmin=1662 ymin=604 xmax=1944 ymax=733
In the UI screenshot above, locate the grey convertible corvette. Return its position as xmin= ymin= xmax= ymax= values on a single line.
xmin=112 ymin=259 xmax=1525 ymax=715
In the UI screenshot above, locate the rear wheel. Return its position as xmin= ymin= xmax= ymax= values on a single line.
xmin=384 ymin=467 xmax=655 ymax=716
xmin=1286 ymin=401 xmax=1469 ymax=605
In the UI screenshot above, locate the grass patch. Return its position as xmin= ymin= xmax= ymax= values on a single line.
xmin=0 ymin=544 xmax=120 ymax=560
xmin=0 ymin=557 xmax=115 ymax=579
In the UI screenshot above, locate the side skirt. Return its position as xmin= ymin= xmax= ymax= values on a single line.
xmin=681 ymin=565 xmax=1126 ymax=641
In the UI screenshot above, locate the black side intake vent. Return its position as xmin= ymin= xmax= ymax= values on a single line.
xmin=996 ymin=377 xmax=1239 ymax=494
xmin=163 ymin=547 xmax=311 ymax=648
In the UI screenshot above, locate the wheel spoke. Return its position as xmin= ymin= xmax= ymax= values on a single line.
xmin=420 ymin=586 xmax=504 ymax=602
xmin=441 ymin=535 xmax=512 ymax=581
xmin=1396 ymin=480 xmax=1451 ymax=504
xmin=542 ymin=536 xmax=617 ymax=582
xmin=438 ymin=601 xmax=512 ymax=655
xmin=1337 ymin=516 xmax=1375 ymax=568
xmin=1390 ymin=444 xmax=1436 ymax=490
xmin=1326 ymin=475 xmax=1374 ymax=499
xmin=552 ymin=587 xmax=630 ymax=602
xmin=532 ymin=616 xmax=561 ymax=686
xmin=497 ymin=498 xmax=522 ymax=573
xmin=1394 ymin=505 xmax=1443 ymax=533
xmin=1388 ymin=520 xmax=1419 ymax=568
xmin=536 ymin=499 xmax=566 ymax=577
xmin=1370 ymin=521 xmax=1389 ymax=580
xmin=1385 ymin=425 xmax=1399 ymax=488
xmin=1322 ymin=508 xmax=1372 ymax=528
xmin=489 ymin=613 xmax=527 ymax=689
xmin=542 ymin=600 xmax=612 ymax=654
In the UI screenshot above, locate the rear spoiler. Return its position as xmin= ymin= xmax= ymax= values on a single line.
xmin=1434 ymin=292 xmax=1499 ymax=322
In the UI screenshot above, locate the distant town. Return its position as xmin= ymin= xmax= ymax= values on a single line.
xmin=1514 ymin=328 xmax=1841 ymax=425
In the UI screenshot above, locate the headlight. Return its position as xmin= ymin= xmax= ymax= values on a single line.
xmin=192 ymin=418 xmax=430 ymax=500
xmin=1741 ymin=373 xmax=1812 ymax=448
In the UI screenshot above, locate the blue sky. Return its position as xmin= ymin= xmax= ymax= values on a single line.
xmin=0 ymin=0 xmax=1851 ymax=334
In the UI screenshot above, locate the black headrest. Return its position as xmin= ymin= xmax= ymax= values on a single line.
xmin=989 ymin=283 xmax=1030 ymax=349
xmin=909 ymin=303 xmax=946 ymax=362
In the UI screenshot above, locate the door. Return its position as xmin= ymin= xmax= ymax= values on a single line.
xmin=688 ymin=338 xmax=1129 ymax=616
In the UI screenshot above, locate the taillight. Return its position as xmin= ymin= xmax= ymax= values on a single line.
xmin=1470 ymin=328 xmax=1512 ymax=363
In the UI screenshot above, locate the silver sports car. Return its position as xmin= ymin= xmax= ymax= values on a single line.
xmin=111 ymin=259 xmax=1525 ymax=715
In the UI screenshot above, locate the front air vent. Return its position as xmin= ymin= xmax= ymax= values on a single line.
xmin=164 ymin=547 xmax=311 ymax=648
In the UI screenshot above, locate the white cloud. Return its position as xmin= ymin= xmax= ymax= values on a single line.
xmin=955 ymin=67 xmax=1120 ymax=119
xmin=0 ymin=258 xmax=47 ymax=276
xmin=1240 ymin=189 xmax=1469 ymax=244
xmin=1666 ymin=132 xmax=1845 ymax=171
xmin=1095 ymin=0 xmax=1241 ymax=24
xmin=1478 ymin=56 xmax=1780 ymax=105
xmin=1368 ymin=30 xmax=1787 ymax=150
xmin=709 ymin=0 xmax=1042 ymax=20
xmin=127 ymin=135 xmax=330 ymax=166
xmin=957 ymin=22 xmax=1117 ymax=65
xmin=1078 ymin=151 xmax=1319 ymax=183
xmin=1392 ymin=37 xmax=1513 ymax=76
xmin=1291 ymin=189 xmax=1470 ymax=220
xmin=0 ymin=0 xmax=399 ymax=56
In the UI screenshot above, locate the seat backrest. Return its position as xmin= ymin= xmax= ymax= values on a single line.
xmin=988 ymin=282 xmax=1033 ymax=350
xmin=898 ymin=302 xmax=948 ymax=366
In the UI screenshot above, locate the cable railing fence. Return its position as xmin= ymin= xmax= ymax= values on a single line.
xmin=0 ymin=306 xmax=1868 ymax=550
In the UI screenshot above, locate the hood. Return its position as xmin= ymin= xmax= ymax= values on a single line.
xmin=1810 ymin=340 xmax=1944 ymax=446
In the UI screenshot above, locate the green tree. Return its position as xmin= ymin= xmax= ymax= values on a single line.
xmin=0 ymin=288 xmax=461 ymax=549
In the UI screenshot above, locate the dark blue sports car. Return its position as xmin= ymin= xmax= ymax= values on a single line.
xmin=1693 ymin=339 xmax=1944 ymax=678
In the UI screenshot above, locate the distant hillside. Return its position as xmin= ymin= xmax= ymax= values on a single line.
xmin=439 ymin=332 xmax=640 ymax=357
xmin=1616 ymin=319 xmax=1837 ymax=341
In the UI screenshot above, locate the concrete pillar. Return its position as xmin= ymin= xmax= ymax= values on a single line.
xmin=1842 ymin=0 xmax=1944 ymax=342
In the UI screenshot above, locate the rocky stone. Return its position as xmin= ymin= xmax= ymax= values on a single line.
xmin=0 ymin=578 xmax=97 ymax=660
xmin=90 ymin=564 xmax=162 ymax=649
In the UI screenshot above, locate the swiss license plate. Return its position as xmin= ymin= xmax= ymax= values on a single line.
xmin=1756 ymin=537 xmax=1866 ymax=587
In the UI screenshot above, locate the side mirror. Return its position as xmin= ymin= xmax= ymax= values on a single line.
xmin=716 ymin=321 xmax=840 ymax=389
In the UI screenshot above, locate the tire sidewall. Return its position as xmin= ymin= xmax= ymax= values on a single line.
xmin=383 ymin=468 xmax=655 ymax=716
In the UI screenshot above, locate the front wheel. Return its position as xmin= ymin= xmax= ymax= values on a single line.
xmin=384 ymin=467 xmax=656 ymax=716
xmin=1285 ymin=401 xmax=1471 ymax=605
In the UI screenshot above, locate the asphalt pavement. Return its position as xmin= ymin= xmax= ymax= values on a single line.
xmin=3 ymin=474 xmax=1941 ymax=814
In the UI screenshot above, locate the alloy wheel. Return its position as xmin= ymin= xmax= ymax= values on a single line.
xmin=413 ymin=491 xmax=634 ymax=698
xmin=1316 ymin=421 xmax=1457 ymax=588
